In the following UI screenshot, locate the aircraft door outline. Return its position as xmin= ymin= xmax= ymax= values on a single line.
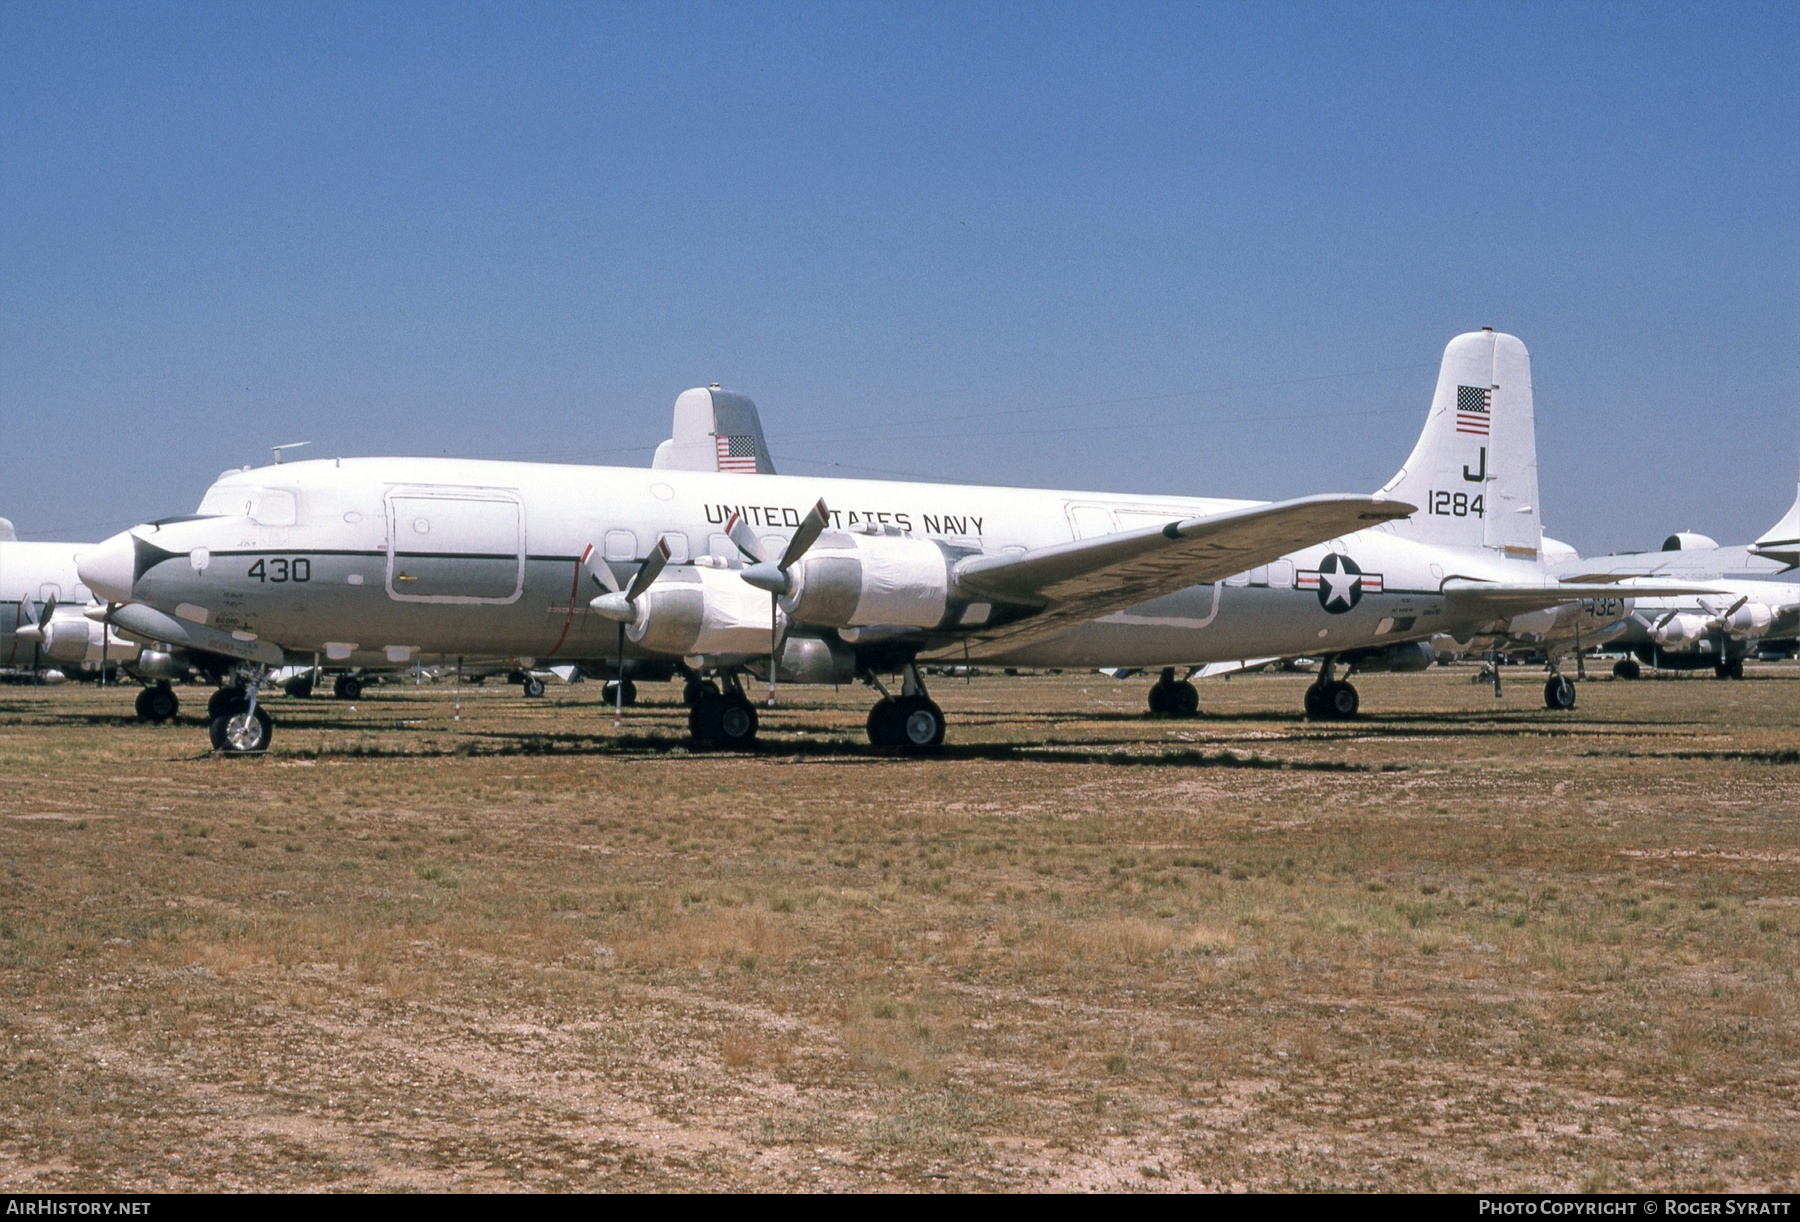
xmin=384 ymin=487 xmax=526 ymax=604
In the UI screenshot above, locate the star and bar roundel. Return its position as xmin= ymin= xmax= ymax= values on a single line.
xmin=1297 ymin=553 xmax=1383 ymax=614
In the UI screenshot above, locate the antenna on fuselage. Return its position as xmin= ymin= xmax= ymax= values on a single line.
xmin=271 ymin=441 xmax=312 ymax=465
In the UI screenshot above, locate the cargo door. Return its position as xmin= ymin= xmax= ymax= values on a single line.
xmin=386 ymin=491 xmax=524 ymax=603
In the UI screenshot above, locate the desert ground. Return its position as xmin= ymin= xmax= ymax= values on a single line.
xmin=0 ymin=664 xmax=1795 ymax=1192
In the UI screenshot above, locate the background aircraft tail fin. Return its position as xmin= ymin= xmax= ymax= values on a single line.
xmin=1750 ymin=464 xmax=1800 ymax=569
xmin=651 ymin=386 xmax=777 ymax=475
xmin=1377 ymin=329 xmax=1542 ymax=560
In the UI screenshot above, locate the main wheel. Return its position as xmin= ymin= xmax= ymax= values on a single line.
xmin=1612 ymin=659 xmax=1641 ymax=680
xmin=208 ymin=686 xmax=248 ymax=720
xmin=894 ymin=696 xmax=947 ymax=753
xmin=714 ymin=696 xmax=758 ymax=749
xmin=209 ymin=706 xmax=273 ymax=753
xmin=1544 ymin=674 xmax=1577 ymax=710
xmin=683 ymin=678 xmax=717 ymax=708
xmin=1147 ymin=684 xmax=1171 ymax=715
xmin=335 ymin=674 xmax=364 ymax=701
xmin=866 ymin=698 xmax=905 ymax=748
xmin=1303 ymin=683 xmax=1327 ymax=720
xmin=522 ymin=673 xmax=546 ymax=698
xmin=134 ymin=687 xmax=155 ymax=721
xmin=1169 ymin=680 xmax=1199 ymax=716
xmin=144 ymin=684 xmax=178 ymax=723
xmin=284 ymin=675 xmax=314 ymax=699
xmin=603 ymin=678 xmax=637 ymax=706
xmin=1325 ymin=680 xmax=1359 ymax=718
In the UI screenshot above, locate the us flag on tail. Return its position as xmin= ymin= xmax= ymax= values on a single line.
xmin=1455 ymin=385 xmax=1491 ymax=436
xmin=715 ymin=434 xmax=759 ymax=473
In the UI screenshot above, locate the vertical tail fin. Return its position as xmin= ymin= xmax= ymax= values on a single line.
xmin=1750 ymin=464 xmax=1800 ymax=569
xmin=651 ymin=387 xmax=777 ymax=475
xmin=1377 ymin=329 xmax=1541 ymax=560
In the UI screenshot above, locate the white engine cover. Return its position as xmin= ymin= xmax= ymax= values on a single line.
xmin=1653 ymin=613 xmax=1709 ymax=646
xmin=781 ymin=534 xmax=949 ymax=629
xmin=628 ymin=567 xmax=783 ymax=657
xmin=42 ymin=616 xmax=143 ymax=665
xmin=1722 ymin=602 xmax=1773 ymax=637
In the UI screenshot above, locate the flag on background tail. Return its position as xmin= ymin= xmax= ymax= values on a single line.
xmin=1455 ymin=385 xmax=1491 ymax=435
xmin=716 ymin=434 xmax=759 ymax=473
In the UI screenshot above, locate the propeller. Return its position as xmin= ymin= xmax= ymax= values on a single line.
xmin=585 ymin=539 xmax=671 ymax=725
xmin=730 ymin=500 xmax=829 ymax=706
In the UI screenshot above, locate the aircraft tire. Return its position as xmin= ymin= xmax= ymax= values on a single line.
xmin=1326 ymin=680 xmax=1359 ymax=719
xmin=134 ymin=688 xmax=155 ymax=721
xmin=603 ymin=679 xmax=637 ymax=707
xmin=145 ymin=684 xmax=179 ymax=723
xmin=335 ymin=675 xmax=364 ymax=701
xmin=866 ymin=698 xmax=906 ymax=748
xmin=1169 ymin=680 xmax=1199 ymax=716
xmin=1543 ymin=675 xmax=1577 ymax=710
xmin=894 ymin=696 xmax=947 ymax=753
xmin=1716 ymin=659 xmax=1744 ymax=681
xmin=208 ymin=687 xmax=248 ymax=720
xmin=1612 ymin=659 xmax=1641 ymax=681
xmin=284 ymin=676 xmax=314 ymax=699
xmin=1303 ymin=683 xmax=1327 ymax=720
xmin=1146 ymin=684 xmax=1168 ymax=715
xmin=522 ymin=673 xmax=546 ymax=698
xmin=683 ymin=679 xmax=717 ymax=709
xmin=715 ymin=696 xmax=758 ymax=748
xmin=210 ymin=706 xmax=273 ymax=754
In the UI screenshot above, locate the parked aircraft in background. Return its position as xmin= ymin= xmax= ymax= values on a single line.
xmin=78 ymin=330 xmax=1706 ymax=755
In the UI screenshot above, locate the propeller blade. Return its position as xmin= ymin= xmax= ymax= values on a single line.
xmin=1655 ymin=608 xmax=1681 ymax=629
xmin=1724 ymin=595 xmax=1750 ymax=618
xmin=582 ymin=543 xmax=621 ymax=594
xmin=779 ymin=499 xmax=830 ymax=571
xmin=724 ymin=512 xmax=768 ymax=564
xmin=625 ymin=537 xmax=672 ymax=602
xmin=38 ymin=595 xmax=55 ymax=633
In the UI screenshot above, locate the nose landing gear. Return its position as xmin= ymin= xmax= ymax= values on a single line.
xmin=209 ymin=669 xmax=273 ymax=754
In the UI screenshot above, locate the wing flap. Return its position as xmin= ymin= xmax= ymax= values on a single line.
xmin=1443 ymin=578 xmax=1725 ymax=618
xmin=948 ymin=494 xmax=1412 ymax=652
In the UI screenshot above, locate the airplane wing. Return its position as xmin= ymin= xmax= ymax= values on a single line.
xmin=944 ymin=493 xmax=1413 ymax=654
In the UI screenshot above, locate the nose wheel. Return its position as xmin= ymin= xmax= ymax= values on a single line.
xmin=208 ymin=671 xmax=273 ymax=754
xmin=1543 ymin=673 xmax=1577 ymax=710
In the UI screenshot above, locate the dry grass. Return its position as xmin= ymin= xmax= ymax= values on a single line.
xmin=0 ymin=664 xmax=1797 ymax=1190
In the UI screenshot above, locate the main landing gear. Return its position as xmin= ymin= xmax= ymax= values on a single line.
xmin=1146 ymin=667 xmax=1199 ymax=717
xmin=689 ymin=673 xmax=759 ymax=749
xmin=602 ymin=678 xmax=637 ymax=706
xmin=133 ymin=682 xmax=179 ymax=723
xmin=1715 ymin=658 xmax=1744 ymax=680
xmin=208 ymin=672 xmax=273 ymax=754
xmin=1303 ymin=655 xmax=1359 ymax=720
xmin=865 ymin=663 xmax=947 ymax=753
xmin=332 ymin=673 xmax=364 ymax=701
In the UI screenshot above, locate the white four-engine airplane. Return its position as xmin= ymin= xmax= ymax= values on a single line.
xmin=77 ymin=329 xmax=1706 ymax=754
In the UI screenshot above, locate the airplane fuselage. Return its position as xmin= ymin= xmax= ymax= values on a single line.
xmin=99 ymin=457 xmax=1562 ymax=671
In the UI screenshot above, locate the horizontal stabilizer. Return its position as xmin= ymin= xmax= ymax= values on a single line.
xmin=1441 ymin=578 xmax=1724 ymax=619
xmin=948 ymin=494 xmax=1413 ymax=654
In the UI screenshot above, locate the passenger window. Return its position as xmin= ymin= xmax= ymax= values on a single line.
xmin=604 ymin=530 xmax=638 ymax=561
xmin=39 ymin=583 xmax=61 ymax=602
xmin=1225 ymin=572 xmax=1250 ymax=587
xmin=1249 ymin=565 xmax=1270 ymax=586
xmin=658 ymin=533 xmax=690 ymax=564
xmin=250 ymin=489 xmax=298 ymax=527
xmin=709 ymin=534 xmax=734 ymax=561
xmin=1269 ymin=560 xmax=1296 ymax=589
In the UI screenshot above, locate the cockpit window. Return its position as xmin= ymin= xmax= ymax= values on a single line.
xmin=196 ymin=486 xmax=298 ymax=526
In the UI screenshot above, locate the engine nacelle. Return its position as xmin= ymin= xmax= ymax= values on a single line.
xmin=779 ymin=534 xmax=950 ymax=629
xmin=745 ymin=636 xmax=858 ymax=686
xmin=1355 ymin=640 xmax=1436 ymax=672
xmin=39 ymin=617 xmax=93 ymax=662
xmin=135 ymin=648 xmax=191 ymax=680
xmin=1653 ymin=613 xmax=1709 ymax=646
xmin=1722 ymin=602 xmax=1773 ymax=637
xmin=627 ymin=567 xmax=784 ymax=657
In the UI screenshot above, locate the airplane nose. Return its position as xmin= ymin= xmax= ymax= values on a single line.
xmin=78 ymin=531 xmax=139 ymax=603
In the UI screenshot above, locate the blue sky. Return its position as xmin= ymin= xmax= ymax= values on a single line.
xmin=3 ymin=2 xmax=1795 ymax=553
